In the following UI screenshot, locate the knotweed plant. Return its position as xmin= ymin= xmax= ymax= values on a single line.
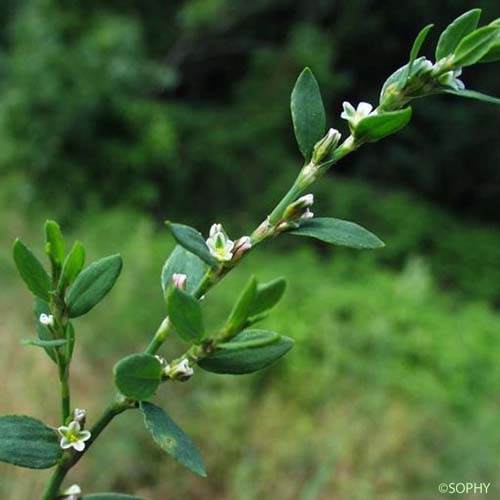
xmin=2 ymin=9 xmax=500 ymax=500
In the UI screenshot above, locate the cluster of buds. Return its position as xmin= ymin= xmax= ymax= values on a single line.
xmin=157 ymin=356 xmax=194 ymax=382
xmin=312 ymin=128 xmax=341 ymax=164
xmin=39 ymin=313 xmax=54 ymax=327
xmin=283 ymin=193 xmax=314 ymax=223
xmin=57 ymin=410 xmax=91 ymax=452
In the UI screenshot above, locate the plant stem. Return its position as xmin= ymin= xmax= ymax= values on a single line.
xmin=145 ymin=317 xmax=173 ymax=355
xmin=41 ymin=460 xmax=70 ymax=500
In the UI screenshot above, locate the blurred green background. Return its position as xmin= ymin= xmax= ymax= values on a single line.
xmin=1 ymin=1 xmax=500 ymax=499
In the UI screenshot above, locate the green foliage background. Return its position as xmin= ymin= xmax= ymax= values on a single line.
xmin=1 ymin=1 xmax=500 ymax=499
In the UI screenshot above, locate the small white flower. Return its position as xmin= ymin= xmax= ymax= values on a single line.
xmin=39 ymin=313 xmax=54 ymax=327
xmin=165 ymin=358 xmax=194 ymax=381
xmin=172 ymin=273 xmax=187 ymax=289
xmin=439 ymin=69 xmax=465 ymax=91
xmin=283 ymin=193 xmax=314 ymax=221
xmin=176 ymin=359 xmax=194 ymax=377
xmin=58 ymin=421 xmax=91 ymax=452
xmin=73 ymin=408 xmax=86 ymax=423
xmin=297 ymin=194 xmax=314 ymax=207
xmin=63 ymin=484 xmax=82 ymax=499
xmin=301 ymin=208 xmax=314 ymax=219
xmin=341 ymin=101 xmax=375 ymax=127
xmin=206 ymin=223 xmax=234 ymax=262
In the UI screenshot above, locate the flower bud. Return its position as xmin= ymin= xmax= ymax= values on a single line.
xmin=172 ymin=273 xmax=187 ymax=289
xmin=165 ymin=358 xmax=194 ymax=381
xmin=73 ymin=408 xmax=86 ymax=425
xmin=312 ymin=128 xmax=341 ymax=164
xmin=232 ymin=236 xmax=252 ymax=260
xmin=283 ymin=194 xmax=314 ymax=221
xmin=39 ymin=313 xmax=54 ymax=327
xmin=63 ymin=484 xmax=82 ymax=500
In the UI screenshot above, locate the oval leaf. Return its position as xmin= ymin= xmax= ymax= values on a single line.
xmin=404 ymin=24 xmax=434 ymax=84
xmin=168 ymin=287 xmax=205 ymax=343
xmin=59 ymin=240 xmax=86 ymax=290
xmin=479 ymin=41 xmax=500 ymax=63
xmin=355 ymin=107 xmax=412 ymax=143
xmin=435 ymin=9 xmax=482 ymax=60
xmin=249 ymin=277 xmax=287 ymax=317
xmin=66 ymin=254 xmax=122 ymax=318
xmin=166 ymin=222 xmax=216 ymax=268
xmin=453 ymin=26 xmax=500 ymax=67
xmin=114 ymin=354 xmax=163 ymax=400
xmin=289 ymin=217 xmax=385 ymax=249
xmin=291 ymin=68 xmax=326 ymax=160
xmin=13 ymin=239 xmax=51 ymax=301
xmin=199 ymin=329 xmax=294 ymax=375
xmin=0 ymin=415 xmax=61 ymax=469
xmin=161 ymin=245 xmax=207 ymax=296
xmin=140 ymin=402 xmax=206 ymax=477
xmin=226 ymin=276 xmax=257 ymax=334
xmin=44 ymin=220 xmax=65 ymax=266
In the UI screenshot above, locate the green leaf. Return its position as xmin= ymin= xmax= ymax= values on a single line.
xmin=161 ymin=245 xmax=207 ymax=296
xmin=435 ymin=9 xmax=482 ymax=60
xmin=443 ymin=88 xmax=500 ymax=105
xmin=82 ymin=495 xmax=145 ymax=500
xmin=289 ymin=217 xmax=385 ymax=249
xmin=140 ymin=402 xmax=206 ymax=477
xmin=12 ymin=239 xmax=51 ymax=301
xmin=0 ymin=415 xmax=61 ymax=469
xmin=355 ymin=107 xmax=412 ymax=143
xmin=44 ymin=220 xmax=65 ymax=266
xmin=453 ymin=26 xmax=500 ymax=67
xmin=479 ymin=36 xmax=500 ymax=63
xmin=21 ymin=338 xmax=67 ymax=347
xmin=167 ymin=287 xmax=204 ymax=343
xmin=166 ymin=222 xmax=216 ymax=268
xmin=404 ymin=24 xmax=434 ymax=84
xmin=113 ymin=354 xmax=163 ymax=400
xmin=59 ymin=241 xmax=85 ymax=290
xmin=199 ymin=330 xmax=294 ymax=375
xmin=66 ymin=254 xmax=122 ymax=318
xmin=33 ymin=299 xmax=58 ymax=363
xmin=226 ymin=276 xmax=257 ymax=334
xmin=83 ymin=493 xmax=144 ymax=500
xmin=249 ymin=277 xmax=287 ymax=317
xmin=291 ymin=68 xmax=326 ymax=160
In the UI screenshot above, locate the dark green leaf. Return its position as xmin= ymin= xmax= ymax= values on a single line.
xmin=404 ymin=24 xmax=434 ymax=84
xmin=435 ymin=9 xmax=481 ymax=60
xmin=140 ymin=402 xmax=206 ymax=477
xmin=113 ymin=354 xmax=163 ymax=400
xmin=249 ymin=277 xmax=287 ymax=317
xmin=82 ymin=495 xmax=145 ymax=500
xmin=21 ymin=338 xmax=67 ymax=347
xmin=291 ymin=68 xmax=326 ymax=160
xmin=166 ymin=222 xmax=216 ymax=268
xmin=355 ymin=107 xmax=412 ymax=142
xmin=44 ymin=220 xmax=65 ymax=266
xmin=168 ymin=287 xmax=204 ymax=343
xmin=161 ymin=245 xmax=207 ymax=296
xmin=12 ymin=239 xmax=51 ymax=301
xmin=199 ymin=330 xmax=294 ymax=375
xmin=443 ymin=88 xmax=500 ymax=105
xmin=453 ymin=26 xmax=500 ymax=67
xmin=289 ymin=217 xmax=385 ymax=249
xmin=59 ymin=241 xmax=85 ymax=290
xmin=33 ymin=299 xmax=58 ymax=363
xmin=226 ymin=276 xmax=257 ymax=334
xmin=0 ymin=415 xmax=61 ymax=469
xmin=66 ymin=254 xmax=122 ymax=318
